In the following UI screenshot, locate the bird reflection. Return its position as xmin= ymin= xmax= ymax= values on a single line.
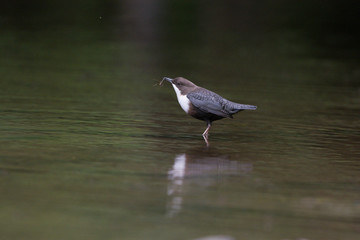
xmin=166 ymin=149 xmax=252 ymax=217
xmin=166 ymin=154 xmax=186 ymax=217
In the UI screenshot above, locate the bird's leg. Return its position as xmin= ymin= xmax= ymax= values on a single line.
xmin=202 ymin=121 xmax=212 ymax=138
xmin=202 ymin=122 xmax=211 ymax=147
xmin=203 ymin=135 xmax=209 ymax=147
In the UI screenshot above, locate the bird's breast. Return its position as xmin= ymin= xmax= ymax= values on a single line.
xmin=172 ymin=84 xmax=190 ymax=113
xmin=177 ymin=94 xmax=190 ymax=113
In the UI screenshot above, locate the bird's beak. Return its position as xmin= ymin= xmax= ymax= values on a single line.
xmin=163 ymin=77 xmax=173 ymax=83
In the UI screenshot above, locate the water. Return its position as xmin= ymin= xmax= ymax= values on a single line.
xmin=1 ymin=1 xmax=360 ymax=240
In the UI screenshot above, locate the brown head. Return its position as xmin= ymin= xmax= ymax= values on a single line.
xmin=162 ymin=77 xmax=198 ymax=95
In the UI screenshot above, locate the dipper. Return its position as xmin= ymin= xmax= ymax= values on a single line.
xmin=162 ymin=77 xmax=257 ymax=139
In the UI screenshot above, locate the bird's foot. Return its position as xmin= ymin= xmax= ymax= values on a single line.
xmin=202 ymin=133 xmax=210 ymax=147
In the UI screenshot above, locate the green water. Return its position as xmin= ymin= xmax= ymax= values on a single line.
xmin=1 ymin=1 xmax=360 ymax=240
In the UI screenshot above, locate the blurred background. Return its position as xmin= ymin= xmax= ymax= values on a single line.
xmin=0 ymin=1 xmax=359 ymax=240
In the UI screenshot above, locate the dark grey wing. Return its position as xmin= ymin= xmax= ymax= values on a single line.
xmin=187 ymin=88 xmax=232 ymax=118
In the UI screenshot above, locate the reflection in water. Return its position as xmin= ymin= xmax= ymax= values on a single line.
xmin=166 ymin=151 xmax=252 ymax=217
xmin=166 ymin=154 xmax=186 ymax=217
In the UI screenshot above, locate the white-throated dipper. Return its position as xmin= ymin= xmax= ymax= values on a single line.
xmin=161 ymin=77 xmax=257 ymax=140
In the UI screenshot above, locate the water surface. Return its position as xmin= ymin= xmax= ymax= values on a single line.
xmin=1 ymin=1 xmax=360 ymax=240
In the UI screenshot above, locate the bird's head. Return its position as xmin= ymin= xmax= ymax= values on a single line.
xmin=162 ymin=77 xmax=197 ymax=95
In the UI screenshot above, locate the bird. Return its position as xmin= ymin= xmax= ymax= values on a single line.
xmin=161 ymin=77 xmax=257 ymax=141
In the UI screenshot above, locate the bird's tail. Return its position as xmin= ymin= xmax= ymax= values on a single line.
xmin=224 ymin=101 xmax=257 ymax=115
xmin=235 ymin=104 xmax=257 ymax=110
xmin=226 ymin=100 xmax=257 ymax=110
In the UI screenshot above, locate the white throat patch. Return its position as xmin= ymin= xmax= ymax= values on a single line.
xmin=172 ymin=84 xmax=190 ymax=113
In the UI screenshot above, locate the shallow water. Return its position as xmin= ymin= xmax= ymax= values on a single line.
xmin=1 ymin=1 xmax=360 ymax=240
